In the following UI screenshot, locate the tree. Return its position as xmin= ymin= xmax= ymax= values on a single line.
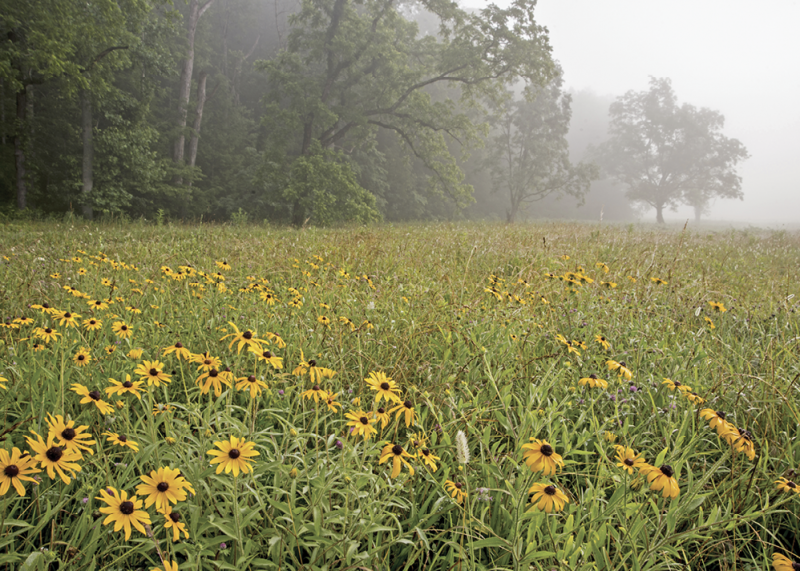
xmin=259 ymin=0 xmax=555 ymax=225
xmin=485 ymin=71 xmax=598 ymax=222
xmin=599 ymin=77 xmax=748 ymax=223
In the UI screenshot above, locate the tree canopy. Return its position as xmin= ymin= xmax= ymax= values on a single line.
xmin=598 ymin=77 xmax=748 ymax=223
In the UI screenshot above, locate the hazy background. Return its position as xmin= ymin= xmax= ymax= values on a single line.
xmin=465 ymin=0 xmax=800 ymax=224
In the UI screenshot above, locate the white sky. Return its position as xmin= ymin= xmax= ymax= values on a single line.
xmin=464 ymin=0 xmax=800 ymax=223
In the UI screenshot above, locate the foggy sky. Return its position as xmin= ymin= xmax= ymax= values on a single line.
xmin=466 ymin=0 xmax=800 ymax=224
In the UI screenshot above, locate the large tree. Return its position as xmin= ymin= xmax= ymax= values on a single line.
xmin=485 ymin=71 xmax=598 ymax=222
xmin=259 ymin=0 xmax=555 ymax=225
xmin=599 ymin=77 xmax=748 ymax=223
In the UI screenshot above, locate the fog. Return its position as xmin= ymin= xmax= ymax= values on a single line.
xmin=466 ymin=0 xmax=800 ymax=224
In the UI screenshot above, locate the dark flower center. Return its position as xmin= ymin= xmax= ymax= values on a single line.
xmin=243 ymin=331 xmax=252 ymax=339
xmin=262 ymin=351 xmax=272 ymax=358
xmin=89 ymin=390 xmax=102 ymax=401
xmin=203 ymin=359 xmax=212 ymax=365
xmin=619 ymin=361 xmax=627 ymax=367
xmin=149 ymin=368 xmax=158 ymax=376
xmin=209 ymin=369 xmax=219 ymax=377
xmin=540 ymin=444 xmax=553 ymax=456
xmin=175 ymin=342 xmax=183 ymax=348
xmin=61 ymin=428 xmax=76 ymax=440
xmin=4 ymin=465 xmax=20 ymax=478
xmin=377 ymin=407 xmax=385 ymax=414
xmin=308 ymin=359 xmax=317 ymax=367
xmin=404 ymin=400 xmax=412 ymax=409
xmin=119 ymin=501 xmax=135 ymax=515
xmin=380 ymin=382 xmax=390 ymax=390
xmin=228 ymin=449 xmax=241 ymax=459
xmin=94 ymin=301 xmax=101 ymax=306
xmin=791 ymin=562 xmax=800 ymax=571
xmin=422 ymin=448 xmax=430 ymax=456
xmin=121 ymin=325 xmax=128 ymax=331
xmin=624 ymin=458 xmax=634 ymax=466
xmin=64 ymin=312 xmax=72 ymax=318
xmin=739 ymin=428 xmax=752 ymax=440
xmin=660 ymin=464 xmax=674 ymax=478
xmin=90 ymin=320 xmax=96 ymax=325
xmin=674 ymin=380 xmax=681 ymax=386
xmin=544 ymin=485 xmax=556 ymax=495
xmin=45 ymin=328 xmax=53 ymax=334
xmin=46 ymin=446 xmax=63 ymax=462
xmin=43 ymin=303 xmax=50 ymax=309
xmin=392 ymin=444 xmax=403 ymax=456
xmin=123 ymin=381 xmax=133 ymax=388
xmin=248 ymin=375 xmax=256 ymax=383
xmin=716 ymin=411 xmax=726 ymax=420
xmin=360 ymin=416 xmax=369 ymax=424
xmin=157 ymin=482 xmax=169 ymax=492
xmin=312 ymin=384 xmax=320 ymax=391
xmin=169 ymin=511 xmax=181 ymax=523
xmin=455 ymin=482 xmax=463 ymax=489
xmin=789 ymin=481 xmax=797 ymax=489
xmin=78 ymin=355 xmax=85 ymax=361
xmin=589 ymin=374 xmax=597 ymax=379
xmin=118 ymin=435 xmax=128 ymax=442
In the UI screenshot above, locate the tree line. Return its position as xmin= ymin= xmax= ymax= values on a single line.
xmin=0 ymin=0 xmax=747 ymax=224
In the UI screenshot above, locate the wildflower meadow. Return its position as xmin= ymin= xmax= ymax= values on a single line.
xmin=1 ymin=220 xmax=799 ymax=571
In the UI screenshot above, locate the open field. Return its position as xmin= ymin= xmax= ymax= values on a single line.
xmin=1 ymin=220 xmax=799 ymax=571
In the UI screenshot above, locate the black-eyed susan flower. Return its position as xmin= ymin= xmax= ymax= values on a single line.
xmin=650 ymin=277 xmax=667 ymax=285
xmin=249 ymin=347 xmax=283 ymax=369
xmin=54 ymin=310 xmax=81 ymax=327
xmin=83 ymin=318 xmax=102 ymax=331
xmin=73 ymin=347 xmax=92 ymax=367
xmin=704 ymin=316 xmax=715 ymax=329
xmin=195 ymin=369 xmax=231 ymax=397
xmin=775 ymin=477 xmax=800 ymax=494
xmin=317 ymin=315 xmax=331 ymax=327
xmin=262 ymin=331 xmax=286 ymax=348
xmin=614 ymin=445 xmax=647 ymax=475
xmin=103 ymin=432 xmax=140 ymax=451
xmin=0 ymin=375 xmax=7 ymax=390
xmin=389 ymin=400 xmax=417 ymax=427
xmin=207 ymin=436 xmax=259 ymax=477
xmin=192 ymin=352 xmax=221 ymax=372
xmin=300 ymin=384 xmax=328 ymax=403
xmin=606 ymin=360 xmax=633 ymax=380
xmin=220 ymin=322 xmax=263 ymax=354
xmin=162 ymin=341 xmax=192 ymax=360
xmin=641 ymin=464 xmax=680 ymax=499
xmin=70 ymin=383 xmax=114 ymax=414
xmin=162 ymin=505 xmax=190 ymax=542
xmin=418 ymin=448 xmax=440 ymax=472
xmin=708 ymin=301 xmax=727 ymax=313
xmin=324 ymin=392 xmax=341 ymax=412
xmin=34 ymin=327 xmax=61 ymax=343
xmin=96 ymin=487 xmax=151 ymax=540
xmin=579 ymin=374 xmax=608 ymax=389
xmin=521 ymin=438 xmax=564 ymax=475
xmin=153 ymin=403 xmax=175 ymax=416
xmin=444 ymin=480 xmax=467 ymax=504
xmin=46 ymin=414 xmax=95 ymax=456
xmin=112 ymin=321 xmax=133 ymax=339
xmin=556 ymin=334 xmax=581 ymax=356
xmin=662 ymin=378 xmax=691 ymax=393
xmin=339 ymin=316 xmax=355 ymax=331
xmin=699 ymin=409 xmax=732 ymax=436
xmin=134 ymin=360 xmax=172 ymax=387
xmin=724 ymin=427 xmax=756 ymax=461
xmin=105 ymin=375 xmax=145 ymax=400
xmin=378 ymin=443 xmax=414 ymax=478
xmin=215 ymin=260 xmax=231 ymax=271
xmin=14 ymin=316 xmax=34 ymax=325
xmin=373 ymin=407 xmax=390 ymax=430
xmin=293 ymin=351 xmax=336 ymax=384
xmin=364 ymin=371 xmax=402 ymax=404
xmin=0 ymin=447 xmax=40 ymax=496
xmin=104 ymin=345 xmax=117 ymax=355
xmin=528 ymin=483 xmax=569 ymax=513
xmin=25 ymin=431 xmax=82 ymax=484
xmin=345 ymin=411 xmax=377 ymax=440
xmin=260 ymin=291 xmax=279 ymax=305
xmin=773 ymin=553 xmax=800 ymax=571
xmin=594 ymin=335 xmax=610 ymax=350
xmin=127 ymin=348 xmax=143 ymax=359
xmin=136 ymin=467 xmax=192 ymax=511
xmin=235 ymin=375 xmax=268 ymax=398
xmin=88 ymin=299 xmax=109 ymax=311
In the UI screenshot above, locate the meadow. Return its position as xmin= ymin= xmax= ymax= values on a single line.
xmin=1 ymin=219 xmax=799 ymax=571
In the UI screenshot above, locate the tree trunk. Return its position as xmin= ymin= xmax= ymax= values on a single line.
xmin=14 ymin=88 xmax=27 ymax=210
xmin=694 ymin=204 xmax=702 ymax=222
xmin=655 ymin=203 xmax=664 ymax=223
xmin=1 ymin=77 xmax=5 ymax=146
xmin=187 ymin=71 xmax=208 ymax=190
xmin=174 ymin=0 xmax=216 ymax=184
xmin=80 ymin=87 xmax=94 ymax=219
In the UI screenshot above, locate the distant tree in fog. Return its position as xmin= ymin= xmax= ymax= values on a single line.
xmin=485 ymin=71 xmax=598 ymax=223
xmin=599 ymin=77 xmax=748 ymax=223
